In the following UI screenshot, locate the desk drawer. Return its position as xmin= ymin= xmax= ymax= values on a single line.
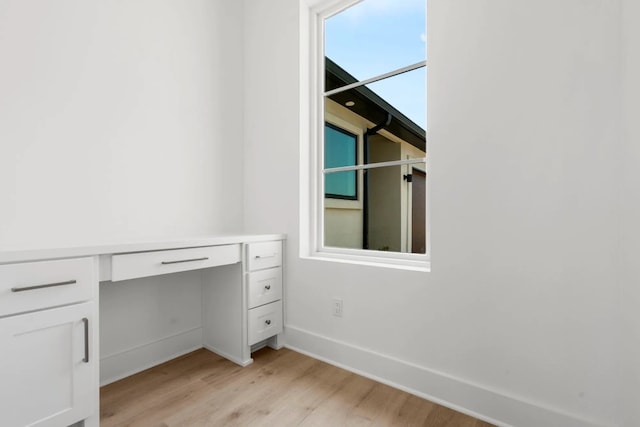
xmin=247 ymin=267 xmax=282 ymax=309
xmin=248 ymin=300 xmax=282 ymax=346
xmin=0 ymin=257 xmax=94 ymax=317
xmin=111 ymin=244 xmax=241 ymax=281
xmin=246 ymin=241 xmax=282 ymax=271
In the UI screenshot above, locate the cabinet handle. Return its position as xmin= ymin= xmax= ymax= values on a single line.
xmin=82 ymin=318 xmax=89 ymax=363
xmin=265 ymin=319 xmax=271 ymax=325
xmin=255 ymin=253 xmax=277 ymax=259
xmin=264 ymin=285 xmax=271 ymax=290
xmin=11 ymin=279 xmax=77 ymax=293
xmin=161 ymin=257 xmax=209 ymax=265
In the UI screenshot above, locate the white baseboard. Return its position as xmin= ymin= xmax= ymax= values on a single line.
xmin=284 ymin=326 xmax=609 ymax=427
xmin=100 ymin=328 xmax=203 ymax=386
xmin=203 ymin=344 xmax=253 ymax=367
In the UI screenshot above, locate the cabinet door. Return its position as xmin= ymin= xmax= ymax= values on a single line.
xmin=0 ymin=302 xmax=95 ymax=427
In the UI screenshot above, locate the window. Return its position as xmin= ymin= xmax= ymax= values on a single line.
xmin=305 ymin=0 xmax=428 ymax=270
xmin=325 ymin=123 xmax=357 ymax=199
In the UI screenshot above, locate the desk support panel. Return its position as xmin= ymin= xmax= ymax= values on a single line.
xmin=202 ymin=263 xmax=252 ymax=366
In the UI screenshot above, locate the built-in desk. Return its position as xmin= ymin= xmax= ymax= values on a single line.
xmin=0 ymin=234 xmax=285 ymax=427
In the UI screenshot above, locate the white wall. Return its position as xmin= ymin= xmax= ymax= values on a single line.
xmin=244 ymin=0 xmax=622 ymax=425
xmin=99 ymin=270 xmax=204 ymax=385
xmin=243 ymin=0 xmax=300 ymax=236
xmin=621 ymin=0 xmax=640 ymax=425
xmin=0 ymin=0 xmax=244 ymax=249
xmin=426 ymin=2 xmax=619 ymax=424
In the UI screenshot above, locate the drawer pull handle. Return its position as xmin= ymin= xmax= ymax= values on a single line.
xmin=161 ymin=257 xmax=209 ymax=265
xmin=82 ymin=318 xmax=90 ymax=363
xmin=265 ymin=319 xmax=272 ymax=325
xmin=264 ymin=285 xmax=271 ymax=290
xmin=255 ymin=253 xmax=277 ymax=259
xmin=11 ymin=279 xmax=77 ymax=293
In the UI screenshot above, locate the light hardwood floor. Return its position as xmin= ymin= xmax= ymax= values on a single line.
xmin=101 ymin=347 xmax=494 ymax=427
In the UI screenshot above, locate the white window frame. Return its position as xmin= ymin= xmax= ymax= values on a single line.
xmin=300 ymin=0 xmax=430 ymax=272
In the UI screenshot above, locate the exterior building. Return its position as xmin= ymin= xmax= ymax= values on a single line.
xmin=324 ymin=58 xmax=427 ymax=253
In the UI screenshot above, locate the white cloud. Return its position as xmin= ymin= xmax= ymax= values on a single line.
xmin=420 ymin=33 xmax=426 ymax=42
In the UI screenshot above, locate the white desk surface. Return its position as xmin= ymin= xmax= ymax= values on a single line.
xmin=0 ymin=234 xmax=286 ymax=264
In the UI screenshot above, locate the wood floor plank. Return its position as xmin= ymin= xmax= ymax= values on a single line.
xmin=101 ymin=347 xmax=495 ymax=427
xmin=166 ymin=351 xmax=321 ymax=426
xmin=101 ymin=352 xmax=237 ymax=426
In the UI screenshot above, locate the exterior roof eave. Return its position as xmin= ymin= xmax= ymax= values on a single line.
xmin=325 ymin=57 xmax=426 ymax=152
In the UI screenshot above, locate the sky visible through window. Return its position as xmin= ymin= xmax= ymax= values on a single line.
xmin=325 ymin=0 xmax=426 ymax=129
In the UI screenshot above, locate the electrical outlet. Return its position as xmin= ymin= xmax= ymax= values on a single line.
xmin=332 ymin=298 xmax=343 ymax=317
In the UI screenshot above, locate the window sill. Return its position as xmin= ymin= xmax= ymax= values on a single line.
xmin=302 ymin=250 xmax=430 ymax=272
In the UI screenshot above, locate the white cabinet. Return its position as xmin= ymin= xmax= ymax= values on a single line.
xmin=0 ymin=256 xmax=97 ymax=427
xmin=0 ymin=234 xmax=283 ymax=424
xmin=0 ymin=302 xmax=95 ymax=427
xmin=246 ymin=241 xmax=284 ymax=346
xmin=201 ymin=239 xmax=285 ymax=366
